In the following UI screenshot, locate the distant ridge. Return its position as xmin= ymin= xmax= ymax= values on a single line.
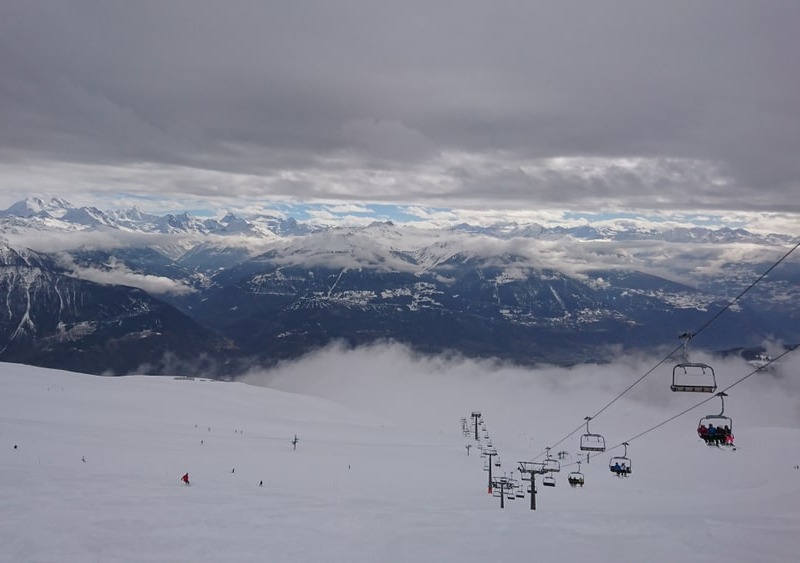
xmin=0 ymin=197 xmax=797 ymax=375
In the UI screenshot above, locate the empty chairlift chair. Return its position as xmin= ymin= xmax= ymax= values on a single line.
xmin=671 ymin=332 xmax=716 ymax=393
xmin=609 ymin=442 xmax=632 ymax=477
xmin=671 ymin=362 xmax=717 ymax=393
xmin=507 ymin=482 xmax=516 ymax=500
xmin=580 ymin=416 xmax=606 ymax=452
xmin=697 ymin=392 xmax=735 ymax=446
xmin=543 ymin=447 xmax=561 ymax=473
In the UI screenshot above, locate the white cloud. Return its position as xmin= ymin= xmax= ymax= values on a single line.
xmin=243 ymin=342 xmax=800 ymax=437
xmin=1 ymin=157 xmax=798 ymax=236
xmin=324 ymin=203 xmax=372 ymax=214
xmin=60 ymin=256 xmax=195 ymax=296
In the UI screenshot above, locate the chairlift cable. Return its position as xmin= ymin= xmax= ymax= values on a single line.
xmin=720 ymin=341 xmax=800 ymax=394
xmin=681 ymin=239 xmax=800 ymax=346
xmin=528 ymin=241 xmax=799 ymax=462
xmin=591 ymin=345 xmax=682 ymax=420
xmin=605 ymin=343 xmax=800 ymax=451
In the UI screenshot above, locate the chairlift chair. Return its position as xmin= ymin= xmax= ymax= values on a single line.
xmin=543 ymin=447 xmax=561 ymax=472
xmin=543 ymin=458 xmax=561 ymax=473
xmin=567 ymin=472 xmax=585 ymax=487
xmin=580 ymin=417 xmax=606 ymax=452
xmin=542 ymin=474 xmax=556 ymax=487
xmin=671 ymin=362 xmax=717 ymax=393
xmin=697 ymin=392 xmax=734 ymax=446
xmin=567 ymin=461 xmax=585 ymax=487
xmin=609 ymin=442 xmax=632 ymax=477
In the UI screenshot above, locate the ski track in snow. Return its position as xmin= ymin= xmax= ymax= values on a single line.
xmin=1 ymin=363 xmax=799 ymax=563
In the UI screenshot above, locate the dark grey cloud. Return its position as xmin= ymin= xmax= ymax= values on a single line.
xmin=1 ymin=1 xmax=799 ymax=213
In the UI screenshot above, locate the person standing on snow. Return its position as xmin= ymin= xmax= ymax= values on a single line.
xmin=181 ymin=473 xmax=190 ymax=485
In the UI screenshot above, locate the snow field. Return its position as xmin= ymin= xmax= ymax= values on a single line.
xmin=2 ymin=358 xmax=800 ymax=562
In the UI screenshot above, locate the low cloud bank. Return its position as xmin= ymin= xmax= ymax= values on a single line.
xmin=60 ymin=256 xmax=195 ymax=296
xmin=243 ymin=342 xmax=800 ymax=455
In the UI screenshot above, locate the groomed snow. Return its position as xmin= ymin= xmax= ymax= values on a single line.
xmin=2 ymin=350 xmax=799 ymax=562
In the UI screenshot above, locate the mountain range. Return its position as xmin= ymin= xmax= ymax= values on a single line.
xmin=1 ymin=197 xmax=797 ymax=376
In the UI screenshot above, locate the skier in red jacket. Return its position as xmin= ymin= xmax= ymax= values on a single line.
xmin=181 ymin=473 xmax=190 ymax=485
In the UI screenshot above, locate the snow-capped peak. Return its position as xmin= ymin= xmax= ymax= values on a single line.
xmin=0 ymin=197 xmax=73 ymax=219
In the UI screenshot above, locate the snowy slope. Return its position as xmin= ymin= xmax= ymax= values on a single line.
xmin=1 ymin=353 xmax=800 ymax=563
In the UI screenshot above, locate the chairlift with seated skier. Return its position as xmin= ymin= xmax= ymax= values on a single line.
xmin=609 ymin=442 xmax=632 ymax=477
xmin=697 ymin=392 xmax=735 ymax=447
xmin=568 ymin=461 xmax=585 ymax=488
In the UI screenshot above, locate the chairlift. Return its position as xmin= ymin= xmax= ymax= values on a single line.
xmin=609 ymin=442 xmax=632 ymax=477
xmin=567 ymin=461 xmax=585 ymax=488
xmin=580 ymin=416 xmax=606 ymax=452
xmin=542 ymin=474 xmax=556 ymax=487
xmin=671 ymin=333 xmax=716 ymax=392
xmin=671 ymin=363 xmax=717 ymax=393
xmin=543 ymin=447 xmax=561 ymax=472
xmin=697 ymin=392 xmax=735 ymax=446
xmin=543 ymin=458 xmax=561 ymax=472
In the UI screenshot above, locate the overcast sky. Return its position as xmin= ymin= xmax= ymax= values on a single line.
xmin=1 ymin=1 xmax=799 ymax=225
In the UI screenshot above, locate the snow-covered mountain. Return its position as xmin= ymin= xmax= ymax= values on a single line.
xmin=0 ymin=196 xmax=74 ymax=219
xmin=0 ymin=240 xmax=234 ymax=376
xmin=0 ymin=197 xmax=797 ymax=375
xmin=0 ymin=197 xmax=290 ymax=238
xmin=0 ymin=197 xmax=793 ymax=245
